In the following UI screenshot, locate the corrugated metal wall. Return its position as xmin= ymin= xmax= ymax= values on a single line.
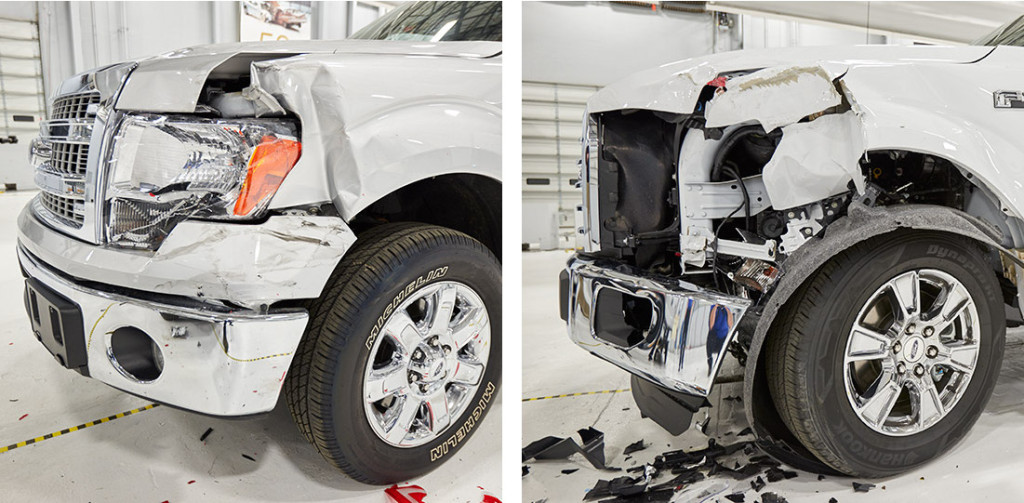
xmin=522 ymin=81 xmax=598 ymax=250
xmin=0 ymin=16 xmax=45 ymax=189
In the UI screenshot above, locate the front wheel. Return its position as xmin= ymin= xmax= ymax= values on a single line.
xmin=284 ymin=223 xmax=501 ymax=484
xmin=765 ymin=231 xmax=1005 ymax=477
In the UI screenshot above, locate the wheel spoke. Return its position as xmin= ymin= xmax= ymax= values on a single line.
xmin=383 ymin=396 xmax=422 ymax=445
xmin=386 ymin=310 xmax=422 ymax=357
xmin=890 ymin=271 xmax=920 ymax=321
xmin=857 ymin=370 xmax=902 ymax=427
xmin=931 ymin=284 xmax=972 ymax=334
xmin=915 ymin=377 xmax=945 ymax=426
xmin=847 ymin=324 xmax=892 ymax=362
xmin=938 ymin=343 xmax=979 ymax=375
xmin=365 ymin=362 xmax=408 ymax=403
xmin=423 ymin=389 xmax=452 ymax=434
xmin=450 ymin=305 xmax=489 ymax=350
xmin=427 ymin=285 xmax=459 ymax=337
xmin=450 ymin=360 xmax=484 ymax=386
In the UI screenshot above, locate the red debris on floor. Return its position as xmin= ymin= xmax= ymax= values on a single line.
xmin=187 ymin=480 xmax=196 ymax=485
xmin=481 ymin=494 xmax=501 ymax=503
xmin=385 ymin=484 xmax=428 ymax=503
xmin=17 ymin=414 xmax=27 ymax=421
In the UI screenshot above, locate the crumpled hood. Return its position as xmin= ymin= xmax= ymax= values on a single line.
xmin=113 ymin=40 xmax=502 ymax=113
xmin=588 ymin=45 xmax=994 ymax=115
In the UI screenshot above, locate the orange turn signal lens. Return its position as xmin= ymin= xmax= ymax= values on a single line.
xmin=233 ymin=136 xmax=302 ymax=217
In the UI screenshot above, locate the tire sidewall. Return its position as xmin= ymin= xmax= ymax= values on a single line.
xmin=800 ymin=234 xmax=1004 ymax=475
xmin=327 ymin=234 xmax=501 ymax=481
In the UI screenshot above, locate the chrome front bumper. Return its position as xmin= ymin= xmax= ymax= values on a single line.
xmin=563 ymin=255 xmax=750 ymax=397
xmin=18 ymin=245 xmax=309 ymax=416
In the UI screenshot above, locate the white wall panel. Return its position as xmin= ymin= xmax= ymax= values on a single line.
xmin=522 ymin=81 xmax=597 ymax=249
xmin=0 ymin=7 xmax=44 ymax=188
xmin=523 ymin=1 xmax=739 ymax=87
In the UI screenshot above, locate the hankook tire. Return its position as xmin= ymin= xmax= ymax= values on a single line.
xmin=765 ymin=231 xmax=1004 ymax=477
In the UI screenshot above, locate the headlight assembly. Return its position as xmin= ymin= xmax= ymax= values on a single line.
xmin=105 ymin=114 xmax=301 ymax=250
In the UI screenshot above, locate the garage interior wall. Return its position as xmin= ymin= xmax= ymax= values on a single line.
xmin=0 ymin=0 xmax=393 ymax=188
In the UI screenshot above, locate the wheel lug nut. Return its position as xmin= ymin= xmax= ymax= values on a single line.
xmin=443 ymin=345 xmax=452 ymax=355
xmin=413 ymin=349 xmax=424 ymax=360
xmin=926 ymin=346 xmax=939 ymax=358
xmin=923 ymin=327 xmax=934 ymax=337
xmin=418 ymin=383 xmax=429 ymax=392
xmin=914 ymin=364 xmax=925 ymax=377
xmin=429 ymin=337 xmax=439 ymax=347
xmin=892 ymin=342 xmax=902 ymax=353
xmin=897 ymin=362 xmax=906 ymax=375
xmin=409 ymin=371 xmax=419 ymax=382
xmin=906 ymin=324 xmax=916 ymax=335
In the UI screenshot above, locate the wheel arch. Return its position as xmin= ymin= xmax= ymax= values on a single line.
xmin=346 ymin=173 xmax=502 ymax=261
xmin=742 ymin=203 xmax=1014 ymax=467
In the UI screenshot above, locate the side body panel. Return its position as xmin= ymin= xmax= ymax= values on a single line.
xmin=250 ymin=52 xmax=502 ymax=219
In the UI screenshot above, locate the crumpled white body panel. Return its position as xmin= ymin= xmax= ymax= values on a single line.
xmin=763 ymin=112 xmax=866 ymax=210
xmin=110 ymin=40 xmax=502 ymax=219
xmin=704 ymin=65 xmax=843 ymax=133
xmin=592 ymin=44 xmax=1024 ymax=230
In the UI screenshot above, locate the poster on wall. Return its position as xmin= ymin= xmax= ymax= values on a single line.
xmin=240 ymin=1 xmax=313 ymax=41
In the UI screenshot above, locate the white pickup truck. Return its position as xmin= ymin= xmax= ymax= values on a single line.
xmin=18 ymin=1 xmax=501 ymax=484
xmin=562 ymin=18 xmax=1024 ymax=478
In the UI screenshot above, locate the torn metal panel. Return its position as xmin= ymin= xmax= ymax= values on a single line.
xmin=114 ymin=40 xmax=501 ymax=113
xmin=705 ymin=65 xmax=843 ymax=132
xmin=247 ymin=52 xmax=501 ymax=217
xmin=17 ymin=205 xmax=355 ymax=309
xmin=762 ymin=112 xmax=866 ymax=210
xmin=587 ymin=45 xmax=990 ymax=115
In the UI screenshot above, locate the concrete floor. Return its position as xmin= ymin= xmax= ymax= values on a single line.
xmin=523 ymin=249 xmax=1024 ymax=502
xmin=0 ymin=190 xmax=501 ymax=502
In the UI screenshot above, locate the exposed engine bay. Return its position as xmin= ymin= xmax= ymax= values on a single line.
xmin=582 ymin=67 xmax=1023 ymax=309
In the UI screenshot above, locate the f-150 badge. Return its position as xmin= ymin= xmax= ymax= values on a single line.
xmin=994 ymin=90 xmax=1024 ymax=108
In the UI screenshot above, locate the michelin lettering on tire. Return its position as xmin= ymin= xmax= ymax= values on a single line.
xmin=366 ymin=266 xmax=449 ymax=350
xmin=430 ymin=380 xmax=496 ymax=462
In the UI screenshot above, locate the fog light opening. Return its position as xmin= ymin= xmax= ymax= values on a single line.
xmin=594 ymin=289 xmax=656 ymax=348
xmin=108 ymin=327 xmax=164 ymax=383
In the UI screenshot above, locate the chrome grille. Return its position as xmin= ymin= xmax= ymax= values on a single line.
xmin=49 ymin=142 xmax=90 ymax=176
xmin=33 ymin=90 xmax=100 ymax=233
xmin=51 ymin=92 xmax=100 ymax=120
xmin=40 ymin=192 xmax=85 ymax=227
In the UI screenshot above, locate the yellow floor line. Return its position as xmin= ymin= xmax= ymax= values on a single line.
xmin=522 ymin=388 xmax=631 ymax=402
xmin=0 ymin=403 xmax=160 ymax=454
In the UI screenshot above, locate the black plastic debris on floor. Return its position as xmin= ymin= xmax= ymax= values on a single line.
xmin=527 ymin=426 xmax=825 ymax=503
xmin=522 ymin=427 xmax=615 ymax=470
xmin=761 ymin=492 xmax=788 ymax=503
xmin=242 ymin=453 xmax=256 ymax=462
xmin=623 ymin=440 xmax=647 ymax=456
xmin=561 ymin=468 xmax=579 ymax=475
xmin=199 ymin=427 xmax=213 ymax=442
xmin=853 ymin=481 xmax=876 ymax=493
xmin=523 ymin=465 xmax=530 ymax=476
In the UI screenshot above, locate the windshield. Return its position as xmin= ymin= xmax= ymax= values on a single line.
xmin=974 ymin=15 xmax=1024 ymax=46
xmin=350 ymin=1 xmax=501 ymax=42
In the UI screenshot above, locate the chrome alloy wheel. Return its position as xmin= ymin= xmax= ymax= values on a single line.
xmin=843 ymin=269 xmax=981 ymax=436
xmin=362 ymin=281 xmax=491 ymax=447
